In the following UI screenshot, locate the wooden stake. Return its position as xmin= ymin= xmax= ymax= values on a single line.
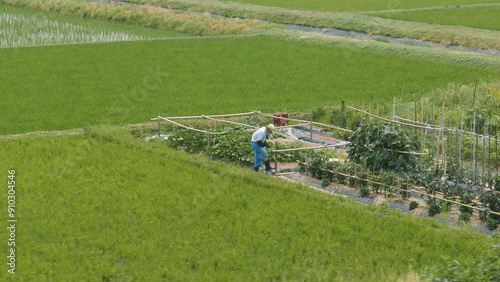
xmin=483 ymin=123 xmax=487 ymax=184
xmin=488 ymin=121 xmax=492 ymax=187
xmin=157 ymin=118 xmax=161 ymax=138
xmin=392 ymin=97 xmax=396 ymax=119
xmin=496 ymin=130 xmax=498 ymax=175
xmin=354 ymin=164 xmax=357 ymax=189
xmin=472 ymin=79 xmax=478 ymax=107
xmin=440 ymin=104 xmax=446 ymax=175
xmin=414 ymin=100 xmax=418 ymax=146
xmin=309 ymin=114 xmax=313 ymax=143
xmin=459 ymin=109 xmax=464 ymax=170
xmin=474 ymin=112 xmax=478 ymax=183
xmin=274 ymin=142 xmax=278 ymax=172
xmin=400 ymin=83 xmax=406 ymax=102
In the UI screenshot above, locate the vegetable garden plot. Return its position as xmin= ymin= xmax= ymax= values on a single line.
xmin=154 ymin=108 xmax=500 ymax=230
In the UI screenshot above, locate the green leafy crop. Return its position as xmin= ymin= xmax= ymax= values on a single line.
xmin=347 ymin=121 xmax=419 ymax=173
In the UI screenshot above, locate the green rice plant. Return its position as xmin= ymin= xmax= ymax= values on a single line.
xmin=425 ymin=244 xmax=500 ymax=281
xmin=0 ymin=12 xmax=145 ymax=48
xmin=376 ymin=6 xmax=500 ymax=31
xmin=0 ymin=2 xmax=189 ymax=41
xmin=1 ymin=127 xmax=497 ymax=280
xmin=1 ymin=36 xmax=497 ymax=135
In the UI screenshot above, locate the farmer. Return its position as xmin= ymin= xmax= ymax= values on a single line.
xmin=251 ymin=124 xmax=276 ymax=172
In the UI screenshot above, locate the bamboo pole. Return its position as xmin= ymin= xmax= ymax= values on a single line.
xmin=309 ymin=115 xmax=313 ymax=143
xmin=414 ymin=100 xmax=418 ymax=145
xmin=201 ymin=115 xmax=259 ymax=129
xmin=460 ymin=110 xmax=464 ymax=170
xmin=483 ymin=123 xmax=487 ymax=184
xmin=497 ymin=130 xmax=499 ymax=175
xmin=157 ymin=117 xmax=161 ymax=138
xmin=401 ymin=83 xmax=406 ymax=103
xmin=255 ymin=112 xmax=352 ymax=132
xmin=274 ymin=142 xmax=278 ymax=172
xmin=472 ymin=78 xmax=478 ymax=107
xmin=273 ymin=143 xmax=346 ymax=153
xmin=393 ymin=115 xmax=498 ymax=142
xmin=441 ymin=104 xmax=446 ymax=176
xmin=354 ymin=164 xmax=358 ymax=189
xmin=488 ymin=121 xmax=492 ymax=187
xmin=474 ymin=112 xmax=478 ymax=183
xmin=349 ymin=106 xmax=436 ymax=130
xmin=363 ymin=145 xmax=429 ymax=155
xmin=158 ymin=117 xmax=226 ymax=135
xmin=150 ymin=111 xmax=256 ymax=121
xmin=392 ymin=97 xmax=396 ymax=120
xmin=282 ymin=123 xmax=312 ymax=128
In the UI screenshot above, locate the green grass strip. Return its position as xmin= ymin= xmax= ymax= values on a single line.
xmin=374 ymin=6 xmax=500 ymax=31
xmin=217 ymin=0 xmax=499 ymax=12
xmin=0 ymin=126 xmax=496 ymax=280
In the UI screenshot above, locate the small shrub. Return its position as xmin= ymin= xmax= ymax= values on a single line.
xmin=440 ymin=201 xmax=452 ymax=213
xmin=493 ymin=175 xmax=500 ymax=192
xmin=321 ymin=178 xmax=332 ymax=187
xmin=359 ymin=186 xmax=370 ymax=197
xmin=409 ymin=201 xmax=419 ymax=211
xmin=486 ymin=218 xmax=499 ymax=231
xmin=459 ymin=212 xmax=472 ymax=223
xmin=428 ymin=204 xmax=442 ymax=217
xmin=307 ymin=154 xmax=331 ymax=180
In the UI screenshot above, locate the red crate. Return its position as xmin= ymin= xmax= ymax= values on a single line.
xmin=273 ymin=113 xmax=289 ymax=126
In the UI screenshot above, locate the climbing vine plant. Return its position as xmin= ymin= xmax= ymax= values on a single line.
xmin=347 ymin=120 xmax=420 ymax=173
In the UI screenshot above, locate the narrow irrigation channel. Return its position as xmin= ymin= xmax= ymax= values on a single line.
xmin=286 ymin=24 xmax=499 ymax=56
xmin=82 ymin=0 xmax=499 ymax=56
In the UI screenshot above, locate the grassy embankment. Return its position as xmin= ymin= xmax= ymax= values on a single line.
xmin=125 ymin=0 xmax=500 ymax=50
xmin=1 ymin=0 xmax=278 ymax=36
xmin=0 ymin=126 xmax=497 ymax=281
xmin=1 ymin=36 xmax=498 ymax=135
xmin=218 ymin=0 xmax=499 ymax=12
xmin=374 ymin=5 xmax=500 ymax=31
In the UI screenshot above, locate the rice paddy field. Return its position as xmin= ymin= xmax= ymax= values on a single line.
xmin=2 ymin=36 xmax=498 ymax=135
xmin=0 ymin=127 xmax=496 ymax=281
xmin=1 ymin=0 xmax=499 ymax=280
xmin=0 ymin=3 xmax=187 ymax=47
